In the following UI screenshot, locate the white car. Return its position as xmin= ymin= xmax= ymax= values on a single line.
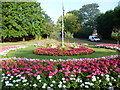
xmin=88 ymin=36 xmax=100 ymax=42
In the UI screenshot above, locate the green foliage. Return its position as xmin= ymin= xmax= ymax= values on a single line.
xmin=57 ymin=13 xmax=81 ymax=35
xmin=96 ymin=5 xmax=120 ymax=40
xmin=45 ymin=22 xmax=60 ymax=39
xmin=114 ymin=6 xmax=120 ymax=28
xmin=65 ymin=31 xmax=73 ymax=39
xmin=79 ymin=3 xmax=100 ymax=36
xmin=64 ymin=13 xmax=81 ymax=33
xmin=96 ymin=11 xmax=114 ymax=39
xmin=111 ymin=31 xmax=120 ymax=44
xmin=2 ymin=2 xmax=46 ymax=41
xmin=71 ymin=3 xmax=100 ymax=38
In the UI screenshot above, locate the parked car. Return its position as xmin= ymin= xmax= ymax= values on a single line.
xmin=88 ymin=36 xmax=100 ymax=42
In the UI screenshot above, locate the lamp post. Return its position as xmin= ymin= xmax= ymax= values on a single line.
xmin=61 ymin=0 xmax=65 ymax=47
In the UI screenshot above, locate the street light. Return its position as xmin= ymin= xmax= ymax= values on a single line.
xmin=61 ymin=0 xmax=65 ymax=47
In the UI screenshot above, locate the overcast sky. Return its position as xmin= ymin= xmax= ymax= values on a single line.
xmin=37 ymin=0 xmax=119 ymax=23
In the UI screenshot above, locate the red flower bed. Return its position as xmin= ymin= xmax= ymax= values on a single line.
xmin=33 ymin=46 xmax=94 ymax=56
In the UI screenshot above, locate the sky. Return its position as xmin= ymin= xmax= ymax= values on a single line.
xmin=37 ymin=0 xmax=119 ymax=23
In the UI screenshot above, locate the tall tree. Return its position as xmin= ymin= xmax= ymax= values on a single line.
xmin=111 ymin=6 xmax=120 ymax=44
xmin=96 ymin=10 xmax=114 ymax=39
xmin=79 ymin=3 xmax=100 ymax=37
xmin=2 ymin=2 xmax=45 ymax=41
xmin=57 ymin=13 xmax=81 ymax=35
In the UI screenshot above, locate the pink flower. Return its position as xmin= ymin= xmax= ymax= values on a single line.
xmin=34 ymin=74 xmax=37 ymax=77
xmin=14 ymin=73 xmax=18 ymax=75
xmin=87 ymin=75 xmax=92 ymax=78
xmin=20 ymin=72 xmax=24 ymax=75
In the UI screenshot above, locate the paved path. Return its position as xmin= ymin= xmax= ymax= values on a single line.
xmin=70 ymin=38 xmax=107 ymax=44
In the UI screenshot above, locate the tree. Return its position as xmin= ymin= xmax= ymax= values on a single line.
xmin=96 ymin=10 xmax=114 ymax=39
xmin=57 ymin=13 xmax=81 ymax=35
xmin=68 ymin=10 xmax=82 ymax=23
xmin=2 ymin=2 xmax=46 ymax=41
xmin=111 ymin=6 xmax=120 ymax=44
xmin=79 ymin=3 xmax=100 ymax=37
xmin=45 ymin=22 xmax=60 ymax=39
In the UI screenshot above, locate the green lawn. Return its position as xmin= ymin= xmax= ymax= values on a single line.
xmin=1 ymin=38 xmax=119 ymax=60
xmin=0 ymin=39 xmax=57 ymax=46
xmin=2 ymin=45 xmax=118 ymax=60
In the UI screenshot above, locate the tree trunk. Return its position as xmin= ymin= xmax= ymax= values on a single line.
xmin=35 ymin=35 xmax=41 ymax=40
xmin=117 ymin=40 xmax=119 ymax=45
xmin=23 ymin=37 xmax=25 ymax=41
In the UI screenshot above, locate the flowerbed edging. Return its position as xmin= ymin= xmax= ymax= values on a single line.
xmin=95 ymin=44 xmax=120 ymax=51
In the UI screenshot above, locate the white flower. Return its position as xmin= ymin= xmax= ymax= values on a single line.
xmin=85 ymin=85 xmax=89 ymax=88
xmin=92 ymin=76 xmax=96 ymax=81
xmin=13 ymin=80 xmax=16 ymax=83
xmin=111 ymin=77 xmax=114 ymax=80
xmin=50 ymin=84 xmax=54 ymax=87
xmin=43 ymin=83 xmax=47 ymax=86
xmin=22 ymin=79 xmax=27 ymax=82
xmin=16 ymin=79 xmax=21 ymax=82
xmin=62 ymin=78 xmax=65 ymax=81
xmin=106 ymin=77 xmax=110 ymax=81
xmin=42 ymin=85 xmax=46 ymax=88
xmin=33 ymin=84 xmax=37 ymax=87
xmin=2 ymin=73 xmax=5 ymax=76
xmin=108 ymin=87 xmax=114 ymax=90
xmin=59 ymin=81 xmax=62 ymax=84
xmin=80 ymin=83 xmax=84 ymax=87
xmin=99 ymin=80 xmax=101 ymax=82
xmin=58 ymin=84 xmax=62 ymax=88
xmin=15 ymin=84 xmax=18 ymax=86
xmin=49 ymin=76 xmax=52 ymax=78
xmin=97 ymin=77 xmax=99 ymax=79
xmin=11 ymin=76 xmax=13 ymax=78
xmin=108 ymin=83 xmax=112 ymax=86
xmin=52 ymin=81 xmax=56 ymax=83
xmin=70 ymin=78 xmax=75 ymax=80
xmin=47 ymin=87 xmax=51 ymax=89
xmin=63 ymin=85 xmax=66 ymax=88
xmin=71 ymin=75 xmax=74 ymax=77
xmin=105 ymin=75 xmax=109 ymax=78
xmin=114 ymin=79 xmax=116 ymax=81
xmin=39 ymin=80 xmax=41 ymax=82
xmin=21 ymin=77 xmax=25 ymax=79
xmin=1 ymin=80 xmax=3 ymax=82
xmin=118 ymin=75 xmax=120 ymax=78
xmin=6 ymin=83 xmax=13 ymax=86
xmin=16 ymin=74 xmax=21 ymax=77
xmin=37 ymin=75 xmax=41 ymax=80
xmin=63 ymin=81 xmax=66 ymax=83
xmin=5 ymin=81 xmax=9 ymax=84
xmin=50 ymin=59 xmax=53 ymax=61
xmin=80 ymin=80 xmax=82 ymax=82
xmin=23 ymin=84 xmax=26 ymax=86
xmin=90 ymin=83 xmax=94 ymax=86
xmin=7 ymin=74 xmax=10 ymax=76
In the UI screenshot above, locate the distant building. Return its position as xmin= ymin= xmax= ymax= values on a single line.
xmin=118 ymin=1 xmax=120 ymax=6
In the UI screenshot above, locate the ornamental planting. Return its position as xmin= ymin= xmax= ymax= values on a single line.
xmin=1 ymin=56 xmax=120 ymax=89
xmin=33 ymin=43 xmax=94 ymax=56
xmin=0 ymin=45 xmax=26 ymax=56
xmin=95 ymin=44 xmax=120 ymax=51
